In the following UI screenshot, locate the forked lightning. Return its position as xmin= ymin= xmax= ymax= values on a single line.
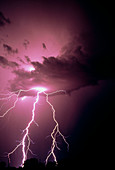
xmin=0 ymin=87 xmax=69 ymax=167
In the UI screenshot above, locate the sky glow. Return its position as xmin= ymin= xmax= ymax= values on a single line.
xmin=27 ymin=66 xmax=35 ymax=72
xmin=31 ymin=87 xmax=47 ymax=92
xmin=0 ymin=0 xmax=113 ymax=168
xmin=21 ymin=96 xmax=27 ymax=101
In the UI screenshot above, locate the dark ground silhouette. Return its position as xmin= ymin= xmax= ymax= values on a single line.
xmin=0 ymin=158 xmax=69 ymax=169
xmin=0 ymin=154 xmax=112 ymax=170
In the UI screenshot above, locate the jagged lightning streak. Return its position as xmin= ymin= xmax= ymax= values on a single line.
xmin=21 ymin=90 xmax=40 ymax=166
xmin=0 ymin=88 xmax=69 ymax=167
xmin=44 ymin=91 xmax=69 ymax=165
xmin=0 ymin=88 xmax=45 ymax=167
xmin=0 ymin=91 xmax=21 ymax=118
xmin=7 ymin=88 xmax=45 ymax=167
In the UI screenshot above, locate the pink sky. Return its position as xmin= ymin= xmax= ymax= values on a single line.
xmin=0 ymin=0 xmax=114 ymax=168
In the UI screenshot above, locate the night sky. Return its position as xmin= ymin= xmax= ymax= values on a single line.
xmin=0 ymin=0 xmax=114 ymax=168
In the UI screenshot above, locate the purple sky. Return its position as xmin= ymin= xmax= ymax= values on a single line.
xmin=0 ymin=0 xmax=114 ymax=168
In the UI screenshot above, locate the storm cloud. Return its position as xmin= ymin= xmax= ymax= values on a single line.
xmin=23 ymin=39 xmax=30 ymax=49
xmin=9 ymin=53 xmax=98 ymax=95
xmin=1 ymin=31 xmax=113 ymax=97
xmin=0 ymin=56 xmax=19 ymax=68
xmin=25 ymin=56 xmax=31 ymax=63
xmin=0 ymin=11 xmax=11 ymax=26
xmin=3 ymin=44 xmax=18 ymax=54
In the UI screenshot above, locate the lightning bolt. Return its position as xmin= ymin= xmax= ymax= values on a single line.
xmin=0 ymin=88 xmax=69 ymax=167
xmin=44 ymin=91 xmax=69 ymax=165
xmin=21 ymin=90 xmax=40 ymax=166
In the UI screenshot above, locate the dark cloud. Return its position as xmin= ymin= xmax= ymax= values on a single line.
xmin=42 ymin=43 xmax=47 ymax=50
xmin=0 ymin=11 xmax=11 ymax=27
xmin=0 ymin=55 xmax=8 ymax=66
xmin=60 ymin=32 xmax=95 ymax=63
xmin=0 ymin=56 xmax=19 ymax=68
xmin=25 ymin=56 xmax=31 ymax=63
xmin=23 ymin=40 xmax=30 ymax=49
xmin=8 ymin=32 xmax=114 ymax=95
xmin=3 ymin=44 xmax=18 ymax=54
xmin=17 ymin=57 xmax=25 ymax=64
xmin=9 ymin=54 xmax=98 ymax=95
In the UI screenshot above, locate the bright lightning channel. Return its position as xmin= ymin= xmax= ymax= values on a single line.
xmin=21 ymin=96 xmax=27 ymax=100
xmin=44 ymin=91 xmax=69 ymax=165
xmin=0 ymin=87 xmax=69 ymax=167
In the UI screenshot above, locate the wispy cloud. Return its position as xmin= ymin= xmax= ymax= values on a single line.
xmin=3 ymin=44 xmax=18 ymax=54
xmin=0 ymin=56 xmax=19 ymax=68
xmin=0 ymin=11 xmax=11 ymax=27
